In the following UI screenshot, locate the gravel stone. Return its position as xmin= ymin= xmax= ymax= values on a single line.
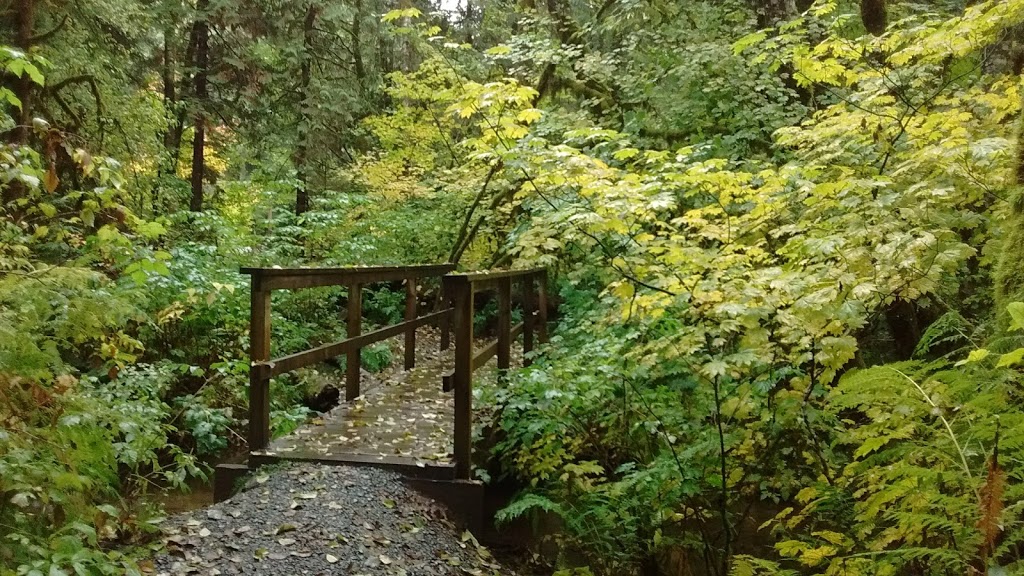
xmin=153 ymin=464 xmax=512 ymax=575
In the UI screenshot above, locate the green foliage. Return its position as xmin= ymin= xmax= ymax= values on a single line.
xmin=759 ymin=359 xmax=1024 ymax=574
xmin=0 ymin=368 xmax=202 ymax=573
xmin=4 ymin=0 xmax=1024 ymax=571
xmin=361 ymin=342 xmax=394 ymax=374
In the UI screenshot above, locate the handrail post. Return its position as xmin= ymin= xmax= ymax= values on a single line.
xmin=497 ymin=277 xmax=511 ymax=377
xmin=404 ymin=277 xmax=417 ymax=370
xmin=449 ymin=275 xmax=474 ymax=480
xmin=346 ymin=283 xmax=362 ymax=401
xmin=522 ymin=274 xmax=536 ymax=366
xmin=537 ymin=269 xmax=549 ymax=344
xmin=439 ymin=279 xmax=451 ymax=351
xmin=248 ymin=273 xmax=272 ymax=451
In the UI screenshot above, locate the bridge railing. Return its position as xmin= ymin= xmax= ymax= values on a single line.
xmin=441 ymin=268 xmax=549 ymax=479
xmin=241 ymin=265 xmax=455 ymax=452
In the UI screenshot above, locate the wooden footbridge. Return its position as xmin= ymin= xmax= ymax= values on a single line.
xmin=215 ymin=264 xmax=550 ymax=526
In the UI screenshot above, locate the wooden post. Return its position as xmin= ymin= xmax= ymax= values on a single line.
xmin=439 ymin=278 xmax=450 ymax=351
xmin=404 ymin=277 xmax=417 ymax=370
xmin=248 ymin=275 xmax=272 ymax=452
xmin=346 ymin=283 xmax=362 ymax=401
xmin=537 ymin=270 xmax=549 ymax=343
xmin=497 ymin=277 xmax=511 ymax=376
xmin=522 ymin=274 xmax=535 ymax=366
xmin=451 ymin=276 xmax=474 ymax=479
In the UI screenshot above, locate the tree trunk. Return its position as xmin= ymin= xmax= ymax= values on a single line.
xmin=294 ymin=3 xmax=318 ymax=216
xmin=158 ymin=25 xmax=187 ymax=197
xmin=2 ymin=0 xmax=37 ymax=205
xmin=755 ymin=0 xmax=797 ymax=28
xmin=464 ymin=0 xmax=474 ymax=45
xmin=860 ymin=0 xmax=886 ymax=35
xmin=189 ymin=0 xmax=210 ymax=212
xmin=351 ymin=0 xmax=366 ymax=88
xmin=10 ymin=0 xmax=36 ymax=146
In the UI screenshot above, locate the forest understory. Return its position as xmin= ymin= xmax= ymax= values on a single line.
xmin=5 ymin=0 xmax=1024 ymax=574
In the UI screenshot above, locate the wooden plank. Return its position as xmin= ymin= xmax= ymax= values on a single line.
xmin=472 ymin=323 xmax=523 ymax=370
xmin=248 ymin=286 xmax=272 ymax=451
xmin=473 ymin=340 xmax=498 ymax=371
xmin=447 ymin=267 xmax=545 ymax=283
xmin=497 ymin=277 xmax=511 ymax=375
xmin=213 ymin=463 xmax=250 ymax=503
xmin=248 ymin=452 xmax=457 ymax=481
xmin=451 ymin=277 xmax=474 ymax=480
xmin=404 ymin=278 xmax=417 ymax=370
xmin=522 ymin=274 xmax=535 ymax=365
xmin=240 ymin=264 xmax=455 ymax=291
xmin=510 ymin=322 xmax=524 ymax=341
xmin=346 ymin=283 xmax=362 ymax=401
xmin=265 ymin=309 xmax=451 ymax=377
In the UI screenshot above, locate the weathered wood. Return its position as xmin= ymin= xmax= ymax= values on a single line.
xmin=441 ymin=323 xmax=523 ymax=389
xmin=248 ymin=286 xmax=272 ymax=451
xmin=242 ymin=264 xmax=550 ymax=485
xmin=213 ymin=463 xmax=250 ymax=503
xmin=346 ymin=283 xmax=362 ymax=401
xmin=265 ymin=309 xmax=451 ymax=378
xmin=240 ymin=264 xmax=455 ymax=291
xmin=405 ymin=278 xmax=417 ymax=370
xmin=538 ymin=269 xmax=550 ymax=343
xmin=451 ymin=276 xmax=474 ymax=479
xmin=449 ymin=267 xmax=546 ymax=283
xmin=522 ymin=274 xmax=536 ymax=365
xmin=249 ymin=452 xmax=457 ymax=481
xmin=497 ymin=277 xmax=511 ymax=376
xmin=439 ymin=280 xmax=450 ymax=351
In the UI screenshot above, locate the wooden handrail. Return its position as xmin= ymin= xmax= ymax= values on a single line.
xmin=243 ymin=263 xmax=552 ymax=482
xmin=442 ymin=268 xmax=550 ymax=479
xmin=244 ymin=264 xmax=455 ymax=452
xmin=241 ymin=264 xmax=455 ymax=290
xmin=261 ymin=309 xmax=451 ymax=378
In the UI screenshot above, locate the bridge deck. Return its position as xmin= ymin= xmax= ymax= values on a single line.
xmin=251 ymin=329 xmax=516 ymax=478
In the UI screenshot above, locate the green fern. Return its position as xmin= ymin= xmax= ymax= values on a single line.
xmin=496 ymin=492 xmax=566 ymax=523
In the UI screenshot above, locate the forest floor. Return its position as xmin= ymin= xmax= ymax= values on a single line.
xmin=151 ymin=463 xmax=515 ymax=575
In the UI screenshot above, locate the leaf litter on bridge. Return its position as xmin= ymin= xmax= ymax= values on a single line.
xmin=257 ymin=329 xmax=522 ymax=465
xmin=153 ymin=464 xmax=514 ymax=575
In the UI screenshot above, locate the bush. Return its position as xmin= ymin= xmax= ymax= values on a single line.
xmin=0 ymin=367 xmax=203 ymax=573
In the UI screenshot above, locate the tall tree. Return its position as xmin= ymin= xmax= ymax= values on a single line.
xmin=294 ymin=2 xmax=319 ymax=215
xmin=190 ymin=0 xmax=210 ymax=212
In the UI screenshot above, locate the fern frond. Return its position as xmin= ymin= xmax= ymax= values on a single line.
xmin=977 ymin=421 xmax=1005 ymax=566
xmin=495 ymin=492 xmax=565 ymax=523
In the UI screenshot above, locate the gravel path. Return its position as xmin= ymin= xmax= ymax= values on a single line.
xmin=154 ymin=464 xmax=513 ymax=575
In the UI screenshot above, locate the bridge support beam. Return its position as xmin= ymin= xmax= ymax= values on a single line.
xmin=248 ymin=280 xmax=271 ymax=452
xmin=497 ymin=277 xmax=511 ymax=378
xmin=404 ymin=278 xmax=417 ymax=370
xmin=346 ymin=283 xmax=362 ymax=401
xmin=447 ymin=275 xmax=474 ymax=480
